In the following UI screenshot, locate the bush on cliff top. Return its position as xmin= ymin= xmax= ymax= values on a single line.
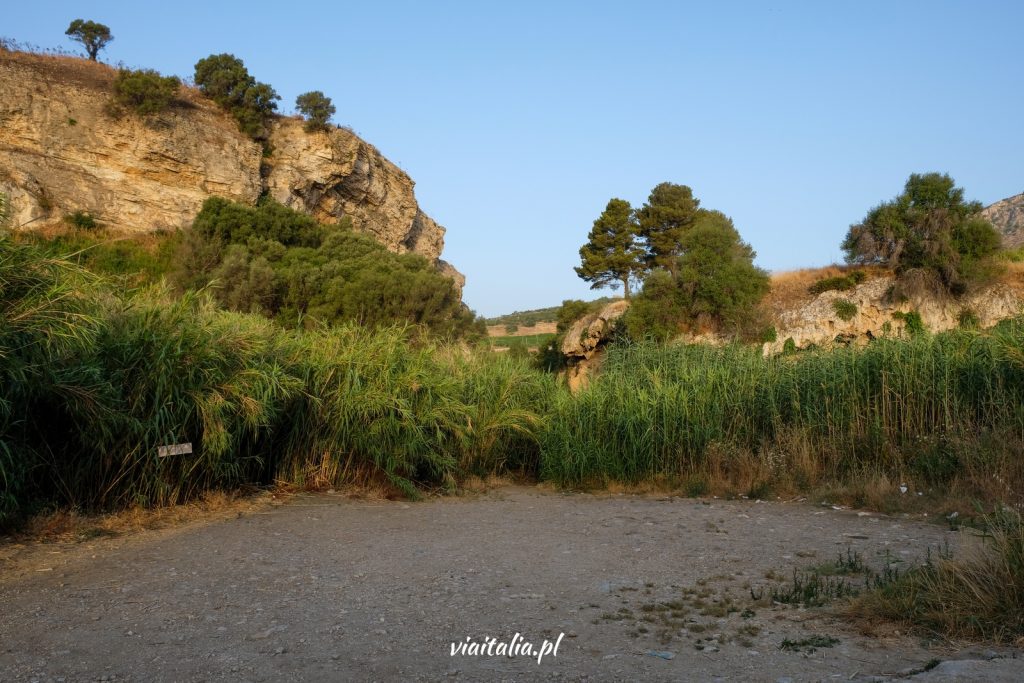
xmin=173 ymin=197 xmax=484 ymax=340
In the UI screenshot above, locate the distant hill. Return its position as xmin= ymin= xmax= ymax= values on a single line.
xmin=982 ymin=191 xmax=1024 ymax=248
xmin=486 ymin=297 xmax=618 ymax=328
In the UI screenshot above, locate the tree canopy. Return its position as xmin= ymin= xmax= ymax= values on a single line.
xmin=295 ymin=91 xmax=336 ymax=132
xmin=194 ymin=54 xmax=279 ymax=140
xmin=574 ymin=198 xmax=641 ymax=298
xmin=675 ymin=210 xmax=770 ymax=330
xmin=113 ymin=68 xmax=180 ymax=115
xmin=842 ymin=173 xmax=1003 ymax=296
xmin=635 ymin=182 xmax=700 ymax=274
xmin=174 ymin=197 xmax=483 ymax=340
xmin=65 ymin=19 xmax=112 ymax=61
xmin=575 ymin=182 xmax=769 ymax=340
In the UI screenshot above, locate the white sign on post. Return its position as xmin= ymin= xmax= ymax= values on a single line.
xmin=157 ymin=442 xmax=193 ymax=458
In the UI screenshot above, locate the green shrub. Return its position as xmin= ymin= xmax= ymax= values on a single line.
xmin=113 ymin=68 xmax=181 ymax=115
xmin=782 ymin=337 xmax=797 ymax=354
xmin=842 ymin=173 xmax=1003 ymax=296
xmin=893 ymin=310 xmax=926 ymax=337
xmin=958 ymin=308 xmax=980 ymax=329
xmin=295 ymin=90 xmax=336 ymax=132
xmin=194 ymin=54 xmax=279 ymax=140
xmin=64 ymin=211 xmax=99 ymax=230
xmin=832 ymin=299 xmax=857 ymax=321
xmin=809 ymin=270 xmax=866 ymax=295
xmin=174 ymin=197 xmax=482 ymax=339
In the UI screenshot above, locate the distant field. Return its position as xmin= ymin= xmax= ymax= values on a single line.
xmin=487 ymin=321 xmax=557 ymax=338
xmin=486 ymin=297 xmax=618 ymax=328
xmin=489 ymin=333 xmax=555 ymax=349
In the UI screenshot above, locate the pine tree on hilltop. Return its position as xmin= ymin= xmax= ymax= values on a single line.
xmin=575 ymin=198 xmax=642 ymax=298
xmin=635 ymin=182 xmax=700 ymax=275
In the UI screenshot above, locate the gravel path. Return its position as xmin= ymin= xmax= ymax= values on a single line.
xmin=0 ymin=487 xmax=1020 ymax=681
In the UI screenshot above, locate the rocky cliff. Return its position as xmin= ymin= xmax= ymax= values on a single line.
xmin=982 ymin=191 xmax=1024 ymax=248
xmin=0 ymin=50 xmax=461 ymax=286
xmin=763 ymin=275 xmax=1020 ymax=354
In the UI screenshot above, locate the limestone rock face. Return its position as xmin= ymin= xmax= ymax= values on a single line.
xmin=0 ymin=52 xmax=262 ymax=232
xmin=264 ymin=118 xmax=446 ymax=262
xmin=561 ymin=300 xmax=630 ymax=360
xmin=0 ymin=50 xmax=461 ymax=285
xmin=982 ymin=191 xmax=1024 ymax=248
xmin=764 ymin=276 xmax=1020 ymax=354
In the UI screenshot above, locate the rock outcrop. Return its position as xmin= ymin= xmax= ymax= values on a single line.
xmin=560 ymin=300 xmax=629 ymax=391
xmin=0 ymin=50 xmax=461 ymax=284
xmin=560 ymin=299 xmax=630 ymax=359
xmin=982 ymin=191 xmax=1024 ymax=248
xmin=264 ymin=119 xmax=445 ymax=262
xmin=0 ymin=52 xmax=262 ymax=233
xmin=764 ymin=276 xmax=1020 ymax=354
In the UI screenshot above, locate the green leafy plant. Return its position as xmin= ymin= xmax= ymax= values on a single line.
xmin=295 ymin=90 xmax=336 ymax=132
xmin=194 ymin=54 xmax=279 ymax=140
xmin=113 ymin=68 xmax=180 ymax=115
xmin=832 ymin=299 xmax=857 ymax=321
xmin=63 ymin=211 xmax=99 ymax=230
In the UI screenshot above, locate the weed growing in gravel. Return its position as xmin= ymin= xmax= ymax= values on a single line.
xmin=852 ymin=508 xmax=1024 ymax=643
xmin=780 ymin=635 xmax=840 ymax=652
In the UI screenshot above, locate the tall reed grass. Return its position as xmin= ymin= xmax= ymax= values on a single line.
xmin=3 ymin=236 xmax=1024 ymax=528
xmin=540 ymin=330 xmax=1024 ymax=499
xmin=0 ymin=238 xmax=554 ymax=524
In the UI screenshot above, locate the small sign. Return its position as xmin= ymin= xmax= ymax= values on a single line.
xmin=157 ymin=442 xmax=193 ymax=458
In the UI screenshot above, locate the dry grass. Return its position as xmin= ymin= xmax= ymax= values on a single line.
xmin=0 ymin=48 xmax=116 ymax=90
xmin=487 ymin=322 xmax=558 ymax=337
xmin=763 ymin=264 xmax=890 ymax=313
xmin=4 ymin=490 xmax=274 ymax=545
xmin=849 ymin=508 xmax=1024 ymax=643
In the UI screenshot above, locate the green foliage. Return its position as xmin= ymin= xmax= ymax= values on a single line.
xmin=485 ymin=297 xmax=616 ymax=328
xmin=761 ymin=326 xmax=778 ymax=344
xmin=624 ymin=270 xmax=685 ymax=341
xmin=842 ymin=173 xmax=1003 ymax=295
xmin=32 ymin=230 xmax=180 ymax=286
xmin=832 ymin=299 xmax=857 ymax=321
xmin=675 ymin=210 xmax=770 ymax=331
xmin=490 ymin=333 xmax=554 ymax=350
xmin=0 ymin=238 xmax=552 ymax=526
xmin=174 ymin=197 xmax=482 ymax=339
xmin=892 ymin=310 xmax=926 ymax=337
xmin=295 ymin=90 xmax=336 ymax=132
xmin=575 ymin=198 xmax=641 ymax=297
xmin=782 ymin=337 xmax=797 ymax=354
xmin=635 ymin=182 xmax=700 ymax=273
xmin=1001 ymin=246 xmax=1024 ymax=263
xmin=808 ymin=270 xmax=866 ymax=295
xmin=113 ymin=68 xmax=180 ymax=115
xmin=194 ymin=54 xmax=279 ymax=140
xmin=958 ymin=308 xmax=980 ymax=330
xmin=538 ymin=326 xmax=1024 ymax=490
xmin=626 ymin=211 xmax=769 ymax=339
xmin=63 ymin=211 xmax=99 ymax=230
xmin=65 ymin=19 xmax=112 ymax=61
xmin=555 ymin=299 xmax=594 ymax=335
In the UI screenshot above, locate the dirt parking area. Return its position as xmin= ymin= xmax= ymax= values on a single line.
xmin=0 ymin=487 xmax=1020 ymax=681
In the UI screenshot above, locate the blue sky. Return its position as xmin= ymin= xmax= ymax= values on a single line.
xmin=8 ymin=1 xmax=1024 ymax=316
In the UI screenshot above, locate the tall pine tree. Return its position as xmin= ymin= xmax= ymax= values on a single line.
xmin=635 ymin=182 xmax=700 ymax=274
xmin=575 ymin=198 xmax=641 ymax=298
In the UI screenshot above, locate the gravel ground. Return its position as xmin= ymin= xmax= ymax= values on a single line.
xmin=0 ymin=486 xmax=1020 ymax=682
